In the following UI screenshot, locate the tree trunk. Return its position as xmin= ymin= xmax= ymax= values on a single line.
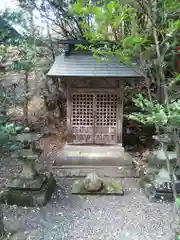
xmin=52 ymin=78 xmax=62 ymax=118
xmin=23 ymin=71 xmax=29 ymax=127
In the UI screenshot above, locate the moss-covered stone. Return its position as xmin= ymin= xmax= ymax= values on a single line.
xmin=72 ymin=179 xmax=124 ymax=195
xmin=0 ymin=173 xmax=56 ymax=207
xmin=8 ymin=174 xmax=47 ymax=190
xmin=83 ymin=173 xmax=102 ymax=192
xmin=139 ymin=176 xmax=156 ymax=200
xmin=139 ymin=173 xmax=180 ymax=201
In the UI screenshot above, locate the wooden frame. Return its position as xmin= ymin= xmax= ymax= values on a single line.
xmin=118 ymin=80 xmax=124 ymax=146
xmin=66 ymin=78 xmax=124 ymax=146
xmin=66 ymin=81 xmax=72 ymax=143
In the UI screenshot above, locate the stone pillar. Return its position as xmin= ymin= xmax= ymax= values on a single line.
xmin=139 ymin=134 xmax=180 ymax=201
xmin=0 ymin=208 xmax=4 ymax=237
xmin=0 ymin=133 xmax=56 ymax=207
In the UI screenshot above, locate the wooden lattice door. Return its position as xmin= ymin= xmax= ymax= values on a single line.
xmin=71 ymin=92 xmax=118 ymax=144
xmin=95 ymin=93 xmax=117 ymax=144
xmin=72 ymin=93 xmax=94 ymax=144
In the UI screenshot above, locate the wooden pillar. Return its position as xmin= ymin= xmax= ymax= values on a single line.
xmin=117 ymin=79 xmax=124 ymax=146
xmin=66 ymin=80 xmax=72 ymax=143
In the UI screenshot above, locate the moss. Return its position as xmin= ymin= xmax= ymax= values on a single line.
xmin=72 ymin=179 xmax=124 ymax=195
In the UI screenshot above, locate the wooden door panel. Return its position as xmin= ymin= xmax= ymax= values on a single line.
xmin=71 ymin=93 xmax=94 ymax=144
xmin=95 ymin=93 xmax=117 ymax=144
xmin=71 ymin=92 xmax=118 ymax=145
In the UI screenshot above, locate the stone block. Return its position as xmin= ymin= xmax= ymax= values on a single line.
xmin=72 ymin=178 xmax=124 ymax=195
xmin=55 ymin=144 xmax=133 ymax=166
xmin=8 ymin=174 xmax=47 ymax=190
xmin=139 ymin=173 xmax=180 ymax=202
xmin=83 ymin=173 xmax=102 ymax=192
xmin=147 ymin=149 xmax=177 ymax=166
xmin=0 ymin=173 xmax=56 ymax=207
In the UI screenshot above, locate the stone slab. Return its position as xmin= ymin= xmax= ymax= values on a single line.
xmin=8 ymin=174 xmax=47 ymax=190
xmin=55 ymin=144 xmax=133 ymax=166
xmin=17 ymin=149 xmax=39 ymax=160
xmin=53 ymin=166 xmax=138 ymax=178
xmin=0 ymin=173 xmax=56 ymax=207
xmin=16 ymin=133 xmax=42 ymax=143
xmin=72 ymin=179 xmax=124 ymax=195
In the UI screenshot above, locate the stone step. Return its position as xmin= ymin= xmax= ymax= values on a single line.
xmin=52 ymin=165 xmax=140 ymax=178
xmin=54 ymin=144 xmax=133 ymax=166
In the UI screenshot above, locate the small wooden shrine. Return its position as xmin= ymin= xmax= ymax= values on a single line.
xmin=47 ymin=40 xmax=142 ymax=166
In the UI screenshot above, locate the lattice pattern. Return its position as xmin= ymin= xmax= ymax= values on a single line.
xmin=72 ymin=94 xmax=93 ymax=126
xmin=96 ymin=94 xmax=117 ymax=126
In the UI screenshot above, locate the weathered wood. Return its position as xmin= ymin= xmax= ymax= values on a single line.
xmin=94 ymin=93 xmax=118 ymax=144
xmin=66 ymin=77 xmax=124 ymax=145
xmin=117 ymin=80 xmax=124 ymax=145
xmin=93 ymin=93 xmax=96 ymax=144
xmin=71 ymin=93 xmax=94 ymax=144
xmin=70 ymin=88 xmax=120 ymax=93
xmin=66 ymin=81 xmax=72 ymax=143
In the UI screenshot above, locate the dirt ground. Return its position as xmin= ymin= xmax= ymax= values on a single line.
xmin=0 ymin=151 xmax=175 ymax=240
xmin=1 ymin=179 xmax=174 ymax=240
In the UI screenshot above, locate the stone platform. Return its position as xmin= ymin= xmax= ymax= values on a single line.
xmin=53 ymin=165 xmax=138 ymax=178
xmin=0 ymin=173 xmax=56 ymax=207
xmin=54 ymin=144 xmax=133 ymax=166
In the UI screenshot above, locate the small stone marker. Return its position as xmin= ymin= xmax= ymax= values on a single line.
xmin=72 ymin=172 xmax=124 ymax=196
xmin=84 ymin=173 xmax=103 ymax=192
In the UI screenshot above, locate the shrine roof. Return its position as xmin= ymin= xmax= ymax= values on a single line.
xmin=47 ymin=51 xmax=143 ymax=78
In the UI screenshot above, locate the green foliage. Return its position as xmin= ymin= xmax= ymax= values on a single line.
xmin=0 ymin=85 xmax=20 ymax=109
xmin=72 ymin=0 xmax=180 ymax=133
xmin=164 ymin=0 xmax=180 ymax=12
xmin=176 ymin=196 xmax=180 ymax=209
xmin=128 ymin=93 xmax=180 ymax=126
xmin=2 ymin=123 xmax=23 ymax=136
xmin=110 ymin=182 xmax=119 ymax=192
xmin=1 ymin=8 xmax=45 ymax=74
xmin=72 ymin=0 xmax=180 ymax=79
xmin=176 ymin=233 xmax=180 ymax=240
xmin=72 ymin=0 xmax=147 ymax=61
xmin=0 ymin=116 xmax=23 ymax=148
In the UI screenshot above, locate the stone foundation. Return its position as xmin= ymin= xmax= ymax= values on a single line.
xmin=0 ymin=173 xmax=56 ymax=207
xmin=55 ymin=144 xmax=133 ymax=166
xmin=139 ymin=175 xmax=178 ymax=201
xmin=53 ymin=165 xmax=137 ymax=178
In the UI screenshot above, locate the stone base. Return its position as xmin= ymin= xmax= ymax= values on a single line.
xmin=54 ymin=144 xmax=133 ymax=166
xmin=147 ymin=149 xmax=177 ymax=167
xmin=139 ymin=176 xmax=180 ymax=202
xmin=72 ymin=179 xmax=124 ymax=195
xmin=0 ymin=173 xmax=56 ymax=207
xmin=8 ymin=174 xmax=46 ymax=190
xmin=54 ymin=165 xmax=137 ymax=178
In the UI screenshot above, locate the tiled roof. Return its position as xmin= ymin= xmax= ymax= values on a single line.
xmin=47 ymin=52 xmax=142 ymax=77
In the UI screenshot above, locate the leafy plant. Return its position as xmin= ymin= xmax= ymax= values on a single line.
xmin=176 ymin=233 xmax=180 ymax=240
xmin=127 ymin=93 xmax=180 ymax=127
xmin=0 ymin=114 xmax=23 ymax=148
